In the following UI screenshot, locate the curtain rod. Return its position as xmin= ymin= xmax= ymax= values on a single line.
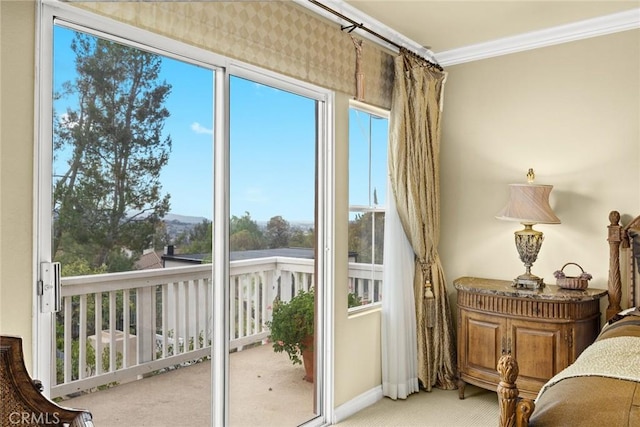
xmin=306 ymin=0 xmax=442 ymax=70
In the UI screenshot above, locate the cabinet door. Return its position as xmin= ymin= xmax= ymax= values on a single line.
xmin=509 ymin=318 xmax=569 ymax=394
xmin=458 ymin=309 xmax=506 ymax=387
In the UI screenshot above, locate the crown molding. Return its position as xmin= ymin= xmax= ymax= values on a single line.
xmin=435 ymin=8 xmax=640 ymax=66
xmin=297 ymin=2 xmax=639 ymax=67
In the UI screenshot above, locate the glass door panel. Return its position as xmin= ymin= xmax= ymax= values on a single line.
xmin=48 ymin=23 xmax=213 ymax=424
xmin=228 ymin=75 xmax=318 ymax=425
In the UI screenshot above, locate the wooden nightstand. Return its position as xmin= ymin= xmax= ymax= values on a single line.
xmin=454 ymin=276 xmax=607 ymax=399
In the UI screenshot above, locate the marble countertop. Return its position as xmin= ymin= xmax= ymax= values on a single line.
xmin=453 ymin=276 xmax=608 ymax=302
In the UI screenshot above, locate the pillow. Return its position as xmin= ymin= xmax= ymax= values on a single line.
xmin=607 ymin=306 xmax=640 ymax=325
xmin=599 ymin=308 xmax=640 ymax=340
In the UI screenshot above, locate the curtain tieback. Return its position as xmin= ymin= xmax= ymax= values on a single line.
xmin=418 ymin=260 xmax=435 ymax=327
xmin=424 ymin=280 xmax=435 ymax=328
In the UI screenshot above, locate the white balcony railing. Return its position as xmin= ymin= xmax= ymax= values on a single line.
xmin=52 ymin=258 xmax=382 ymax=398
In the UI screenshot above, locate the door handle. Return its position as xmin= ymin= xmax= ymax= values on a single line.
xmin=40 ymin=262 xmax=61 ymax=313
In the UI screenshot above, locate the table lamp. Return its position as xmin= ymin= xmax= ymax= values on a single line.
xmin=496 ymin=169 xmax=560 ymax=289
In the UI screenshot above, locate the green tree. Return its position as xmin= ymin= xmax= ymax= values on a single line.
xmin=176 ymin=219 xmax=213 ymax=255
xmin=230 ymin=212 xmax=264 ymax=251
xmin=152 ymin=221 xmax=171 ymax=251
xmin=53 ymin=32 xmax=172 ymax=271
xmin=61 ymin=258 xmax=107 ymax=277
xmin=265 ymin=215 xmax=290 ymax=249
xmin=348 ymin=212 xmax=385 ymax=264
xmin=289 ymin=226 xmax=314 ymax=248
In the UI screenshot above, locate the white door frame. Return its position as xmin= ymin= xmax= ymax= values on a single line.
xmin=33 ymin=0 xmax=56 ymax=393
xmin=225 ymin=62 xmax=336 ymax=426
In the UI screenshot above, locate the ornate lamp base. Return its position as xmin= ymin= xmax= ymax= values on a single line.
xmin=512 ymin=224 xmax=545 ymax=290
xmin=513 ymin=273 xmax=545 ymax=289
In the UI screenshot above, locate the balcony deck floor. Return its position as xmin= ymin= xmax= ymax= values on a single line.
xmin=62 ymin=343 xmax=315 ymax=426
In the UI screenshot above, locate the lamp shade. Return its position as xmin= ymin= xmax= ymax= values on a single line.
xmin=496 ymin=184 xmax=560 ymax=225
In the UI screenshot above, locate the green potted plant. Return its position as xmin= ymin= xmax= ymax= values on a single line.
xmin=266 ymin=288 xmax=314 ymax=382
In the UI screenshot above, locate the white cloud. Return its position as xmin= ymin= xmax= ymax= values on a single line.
xmin=59 ymin=112 xmax=78 ymax=129
xmin=244 ymin=187 xmax=268 ymax=203
xmin=191 ymin=122 xmax=213 ymax=135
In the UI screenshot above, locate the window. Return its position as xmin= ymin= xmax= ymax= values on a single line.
xmin=348 ymin=102 xmax=389 ymax=310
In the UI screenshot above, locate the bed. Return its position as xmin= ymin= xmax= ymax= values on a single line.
xmin=497 ymin=210 xmax=640 ymax=427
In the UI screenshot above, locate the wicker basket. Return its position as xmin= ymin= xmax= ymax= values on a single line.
xmin=554 ymin=262 xmax=592 ymax=290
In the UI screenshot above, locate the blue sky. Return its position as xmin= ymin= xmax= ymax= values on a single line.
xmin=54 ymin=26 xmax=215 ymax=220
xmin=54 ymin=26 xmax=313 ymax=223
xmin=54 ymin=25 xmax=384 ymax=224
xmin=230 ymin=77 xmax=316 ymax=223
xmin=349 ymin=109 xmax=388 ymax=209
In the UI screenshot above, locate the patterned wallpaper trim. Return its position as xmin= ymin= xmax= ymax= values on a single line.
xmin=73 ymin=1 xmax=394 ymax=109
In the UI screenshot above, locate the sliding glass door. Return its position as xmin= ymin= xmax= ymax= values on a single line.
xmin=37 ymin=4 xmax=332 ymax=425
xmin=43 ymin=20 xmax=214 ymax=423
xmin=228 ymin=74 xmax=319 ymax=425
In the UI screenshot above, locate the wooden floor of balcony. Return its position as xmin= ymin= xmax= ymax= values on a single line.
xmin=62 ymin=343 xmax=315 ymax=426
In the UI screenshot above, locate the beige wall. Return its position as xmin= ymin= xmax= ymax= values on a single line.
xmin=440 ymin=30 xmax=640 ymax=314
xmin=0 ymin=0 xmax=36 ymax=363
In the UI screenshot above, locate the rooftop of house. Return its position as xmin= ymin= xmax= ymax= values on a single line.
xmin=229 ymin=247 xmax=315 ymax=261
xmin=159 ymin=245 xmax=322 ymax=265
xmin=134 ymin=249 xmax=164 ymax=270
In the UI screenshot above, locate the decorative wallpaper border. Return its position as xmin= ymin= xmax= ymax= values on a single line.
xmin=73 ymin=1 xmax=395 ymax=109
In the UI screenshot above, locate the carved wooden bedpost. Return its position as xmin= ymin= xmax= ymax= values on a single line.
xmin=497 ymin=354 xmax=535 ymax=427
xmin=607 ymin=210 xmax=624 ymax=320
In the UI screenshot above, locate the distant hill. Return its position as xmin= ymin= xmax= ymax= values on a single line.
xmin=162 ymin=214 xmax=314 ymax=243
xmin=256 ymin=220 xmax=314 ymax=230
xmin=163 ymin=213 xmax=210 ymax=241
xmin=164 ymin=213 xmax=210 ymax=224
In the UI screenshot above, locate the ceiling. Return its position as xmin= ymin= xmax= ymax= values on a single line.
xmin=342 ymin=1 xmax=639 ymax=53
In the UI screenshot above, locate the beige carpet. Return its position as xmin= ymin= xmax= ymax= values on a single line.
xmin=336 ymin=385 xmax=499 ymax=427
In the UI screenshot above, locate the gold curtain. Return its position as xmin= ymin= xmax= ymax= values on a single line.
xmin=388 ymin=49 xmax=457 ymax=391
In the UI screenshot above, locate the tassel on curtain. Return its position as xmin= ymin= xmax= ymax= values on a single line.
xmin=387 ymin=48 xmax=457 ymax=392
xmin=424 ymin=282 xmax=435 ymax=328
xmin=420 ymin=263 xmax=435 ymax=328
